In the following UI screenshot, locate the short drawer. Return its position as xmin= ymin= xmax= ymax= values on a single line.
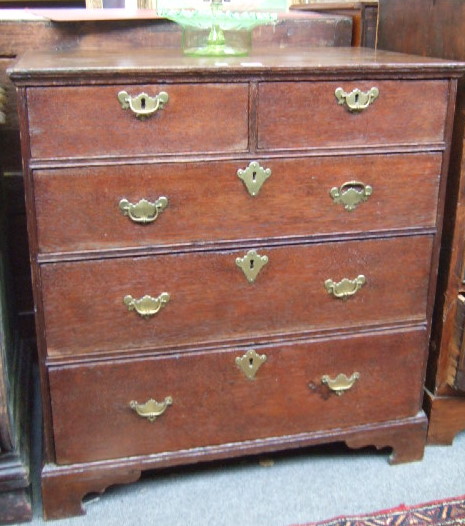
xmin=26 ymin=83 xmax=249 ymax=160
xmin=34 ymin=153 xmax=441 ymax=255
xmin=48 ymin=326 xmax=426 ymax=465
xmin=258 ymin=80 xmax=449 ymax=150
xmin=40 ymin=235 xmax=432 ymax=358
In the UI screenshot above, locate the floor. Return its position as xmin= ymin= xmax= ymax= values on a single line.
xmin=23 ymin=422 xmax=465 ymax=526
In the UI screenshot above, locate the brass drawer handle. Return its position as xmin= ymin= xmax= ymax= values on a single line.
xmin=237 ymin=161 xmax=272 ymax=197
xmin=118 ymin=90 xmax=169 ymax=119
xmin=235 ymin=349 xmax=267 ymax=379
xmin=325 ymin=275 xmax=366 ymax=300
xmin=124 ymin=293 xmax=170 ymax=318
xmin=236 ymin=249 xmax=269 ymax=283
xmin=335 ymin=87 xmax=379 ymax=113
xmin=321 ymin=373 xmax=360 ymax=395
xmin=130 ymin=397 xmax=173 ymax=422
xmin=330 ymin=181 xmax=373 ymax=212
xmin=119 ymin=197 xmax=168 ymax=224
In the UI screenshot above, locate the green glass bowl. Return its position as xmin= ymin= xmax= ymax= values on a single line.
xmin=160 ymin=9 xmax=277 ymax=57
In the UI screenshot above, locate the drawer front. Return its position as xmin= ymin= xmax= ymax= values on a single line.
xmin=49 ymin=327 xmax=426 ymax=464
xmin=34 ymin=153 xmax=441 ymax=255
xmin=26 ymin=83 xmax=249 ymax=160
xmin=258 ymin=80 xmax=449 ymax=150
xmin=41 ymin=236 xmax=432 ymax=357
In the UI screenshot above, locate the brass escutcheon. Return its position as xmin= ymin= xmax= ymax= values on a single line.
xmin=235 ymin=349 xmax=267 ymax=379
xmin=119 ymin=197 xmax=168 ymax=224
xmin=236 ymin=249 xmax=269 ymax=283
xmin=321 ymin=372 xmax=360 ymax=395
xmin=335 ymin=87 xmax=379 ymax=113
xmin=330 ymin=181 xmax=373 ymax=212
xmin=130 ymin=397 xmax=173 ymax=422
xmin=325 ymin=275 xmax=366 ymax=300
xmin=237 ymin=161 xmax=272 ymax=197
xmin=124 ymin=293 xmax=170 ymax=318
xmin=118 ymin=90 xmax=169 ymax=119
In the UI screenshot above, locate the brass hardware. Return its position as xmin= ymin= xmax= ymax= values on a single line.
xmin=330 ymin=181 xmax=373 ymax=212
xmin=321 ymin=372 xmax=360 ymax=395
xmin=118 ymin=90 xmax=169 ymax=119
xmin=236 ymin=249 xmax=269 ymax=283
xmin=237 ymin=161 xmax=272 ymax=197
xmin=130 ymin=397 xmax=173 ymax=422
xmin=335 ymin=87 xmax=379 ymax=113
xmin=235 ymin=349 xmax=267 ymax=379
xmin=119 ymin=197 xmax=168 ymax=224
xmin=325 ymin=275 xmax=366 ymax=300
xmin=124 ymin=293 xmax=170 ymax=318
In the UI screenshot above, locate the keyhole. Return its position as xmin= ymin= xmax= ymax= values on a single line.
xmin=249 ymin=259 xmax=255 ymax=270
xmin=354 ymin=93 xmax=359 ymax=103
xmin=140 ymin=97 xmax=146 ymax=110
xmin=252 ymin=171 xmax=257 ymax=182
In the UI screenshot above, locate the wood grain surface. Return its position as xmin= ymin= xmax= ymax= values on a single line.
xmin=33 ymin=153 xmax=442 ymax=255
xmin=258 ymin=80 xmax=449 ymax=150
xmin=26 ymin=83 xmax=249 ymax=160
xmin=49 ymin=326 xmax=426 ymax=464
xmin=40 ymin=235 xmax=432 ymax=357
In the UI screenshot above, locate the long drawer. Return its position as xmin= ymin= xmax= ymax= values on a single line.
xmin=40 ymin=236 xmax=432 ymax=357
xmin=34 ymin=153 xmax=441 ymax=255
xmin=48 ymin=326 xmax=427 ymax=465
xmin=258 ymin=80 xmax=449 ymax=150
xmin=26 ymin=83 xmax=249 ymax=160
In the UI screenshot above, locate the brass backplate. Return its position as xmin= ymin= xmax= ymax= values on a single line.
xmin=124 ymin=293 xmax=170 ymax=318
xmin=321 ymin=372 xmax=360 ymax=395
xmin=119 ymin=196 xmax=168 ymax=224
xmin=335 ymin=87 xmax=379 ymax=112
xmin=235 ymin=349 xmax=267 ymax=379
xmin=118 ymin=90 xmax=169 ymax=119
xmin=237 ymin=161 xmax=271 ymax=197
xmin=130 ymin=396 xmax=173 ymax=422
xmin=325 ymin=275 xmax=366 ymax=300
xmin=330 ymin=181 xmax=372 ymax=212
xmin=236 ymin=249 xmax=269 ymax=283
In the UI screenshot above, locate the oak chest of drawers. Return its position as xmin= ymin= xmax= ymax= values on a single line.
xmin=8 ymin=47 xmax=464 ymax=520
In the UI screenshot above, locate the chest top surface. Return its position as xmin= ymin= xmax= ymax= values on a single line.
xmin=8 ymin=47 xmax=465 ymax=84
